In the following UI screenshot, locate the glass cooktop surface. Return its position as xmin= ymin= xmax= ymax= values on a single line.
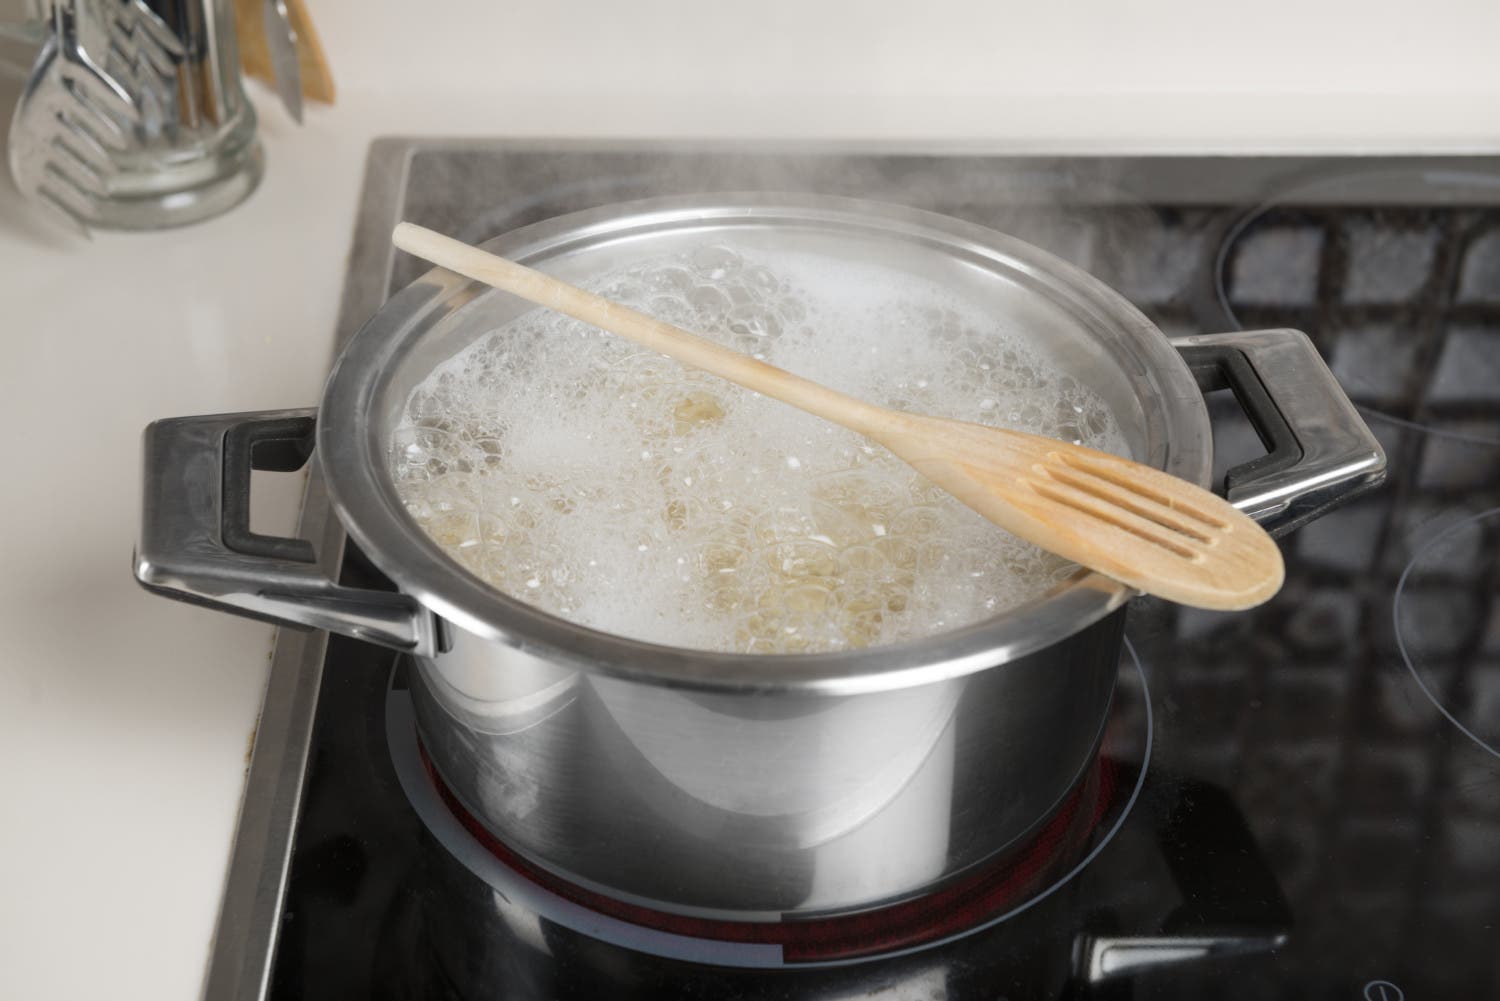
xmin=218 ymin=145 xmax=1500 ymax=1001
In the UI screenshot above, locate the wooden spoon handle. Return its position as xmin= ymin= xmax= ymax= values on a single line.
xmin=392 ymin=223 xmax=895 ymax=436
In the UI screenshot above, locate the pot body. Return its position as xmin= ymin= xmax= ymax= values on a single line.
xmin=413 ymin=607 xmax=1124 ymax=917
xmin=133 ymin=195 xmax=1387 ymax=920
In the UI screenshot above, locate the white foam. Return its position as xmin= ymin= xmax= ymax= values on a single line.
xmin=390 ymin=244 xmax=1126 ymax=653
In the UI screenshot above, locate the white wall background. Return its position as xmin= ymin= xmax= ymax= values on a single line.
xmin=1 ymin=0 xmax=1495 ymax=148
xmin=303 ymin=0 xmax=1500 ymax=150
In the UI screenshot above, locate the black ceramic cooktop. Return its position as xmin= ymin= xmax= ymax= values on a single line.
xmin=262 ymin=148 xmax=1500 ymax=1001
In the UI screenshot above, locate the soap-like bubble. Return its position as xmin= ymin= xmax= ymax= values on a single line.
xmin=390 ymin=244 xmax=1125 ymax=654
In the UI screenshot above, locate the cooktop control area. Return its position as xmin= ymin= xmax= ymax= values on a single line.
xmin=225 ymin=146 xmax=1500 ymax=1001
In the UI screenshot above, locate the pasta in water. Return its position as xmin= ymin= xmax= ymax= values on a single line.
xmin=390 ymin=244 xmax=1125 ymax=653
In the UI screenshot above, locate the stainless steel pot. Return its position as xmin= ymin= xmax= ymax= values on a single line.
xmin=134 ymin=194 xmax=1385 ymax=918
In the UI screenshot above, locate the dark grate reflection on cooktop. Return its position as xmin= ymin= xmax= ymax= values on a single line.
xmin=1162 ymin=167 xmax=1500 ymax=996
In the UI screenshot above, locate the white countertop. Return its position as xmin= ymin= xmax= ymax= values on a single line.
xmin=1 ymin=2 xmax=1498 ymax=997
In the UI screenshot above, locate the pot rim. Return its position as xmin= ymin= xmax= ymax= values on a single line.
xmin=319 ymin=193 xmax=1211 ymax=694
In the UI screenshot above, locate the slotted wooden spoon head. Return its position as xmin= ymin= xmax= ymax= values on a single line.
xmin=873 ymin=413 xmax=1285 ymax=610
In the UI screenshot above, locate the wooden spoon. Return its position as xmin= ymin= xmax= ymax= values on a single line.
xmin=392 ymin=222 xmax=1284 ymax=610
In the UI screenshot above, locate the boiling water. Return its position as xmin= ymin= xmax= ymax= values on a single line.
xmin=390 ymin=244 xmax=1126 ymax=653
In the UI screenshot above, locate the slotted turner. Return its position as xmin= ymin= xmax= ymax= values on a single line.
xmin=392 ymin=222 xmax=1285 ymax=611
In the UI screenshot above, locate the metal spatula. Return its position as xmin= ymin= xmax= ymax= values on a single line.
xmin=392 ymin=222 xmax=1285 ymax=611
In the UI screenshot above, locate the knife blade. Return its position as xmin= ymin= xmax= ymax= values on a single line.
xmin=262 ymin=0 xmax=301 ymax=123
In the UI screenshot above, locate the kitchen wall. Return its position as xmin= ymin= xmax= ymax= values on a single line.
xmin=309 ymin=0 xmax=1500 ymax=151
xmin=0 ymin=0 xmax=1492 ymax=149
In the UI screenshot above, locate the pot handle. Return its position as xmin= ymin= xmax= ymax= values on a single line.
xmin=1171 ymin=328 xmax=1386 ymax=537
xmin=132 ymin=409 xmax=445 ymax=656
xmin=1075 ymin=769 xmax=1292 ymax=983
